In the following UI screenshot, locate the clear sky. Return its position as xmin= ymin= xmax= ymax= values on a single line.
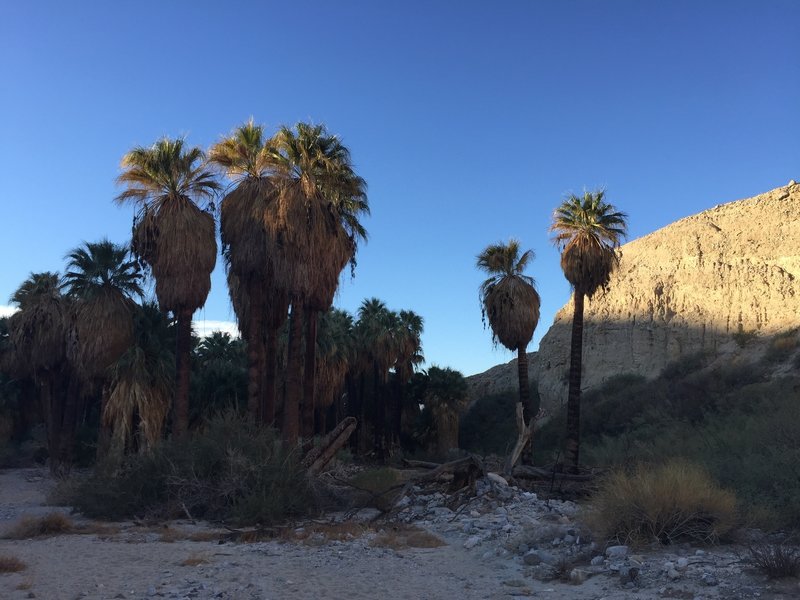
xmin=1 ymin=1 xmax=798 ymax=376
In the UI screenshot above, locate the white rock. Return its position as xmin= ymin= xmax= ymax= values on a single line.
xmin=486 ymin=472 xmax=509 ymax=486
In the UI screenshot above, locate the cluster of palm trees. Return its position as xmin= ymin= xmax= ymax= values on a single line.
xmin=0 ymin=120 xmax=410 ymax=469
xmin=478 ymin=190 xmax=627 ymax=472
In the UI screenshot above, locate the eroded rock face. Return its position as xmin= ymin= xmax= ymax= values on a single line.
xmin=535 ymin=183 xmax=800 ymax=409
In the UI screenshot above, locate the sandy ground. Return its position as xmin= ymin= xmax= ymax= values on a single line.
xmin=1 ymin=468 xmax=798 ymax=600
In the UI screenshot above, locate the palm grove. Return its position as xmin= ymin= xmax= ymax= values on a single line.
xmin=0 ymin=120 xmax=627 ymax=477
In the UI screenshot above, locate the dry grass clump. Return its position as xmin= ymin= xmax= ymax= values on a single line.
xmin=179 ymin=552 xmax=211 ymax=567
xmin=587 ymin=460 xmax=737 ymax=546
xmin=748 ymin=542 xmax=800 ymax=579
xmin=371 ymin=525 xmax=446 ymax=550
xmin=0 ymin=554 xmax=27 ymax=573
xmin=3 ymin=512 xmax=73 ymax=539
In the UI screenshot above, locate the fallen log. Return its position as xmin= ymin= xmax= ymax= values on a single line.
xmin=302 ymin=417 xmax=358 ymax=476
xmin=512 ymin=465 xmax=595 ymax=482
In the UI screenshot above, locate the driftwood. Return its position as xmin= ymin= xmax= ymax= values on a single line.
xmin=512 ymin=464 xmax=595 ymax=482
xmin=503 ymin=404 xmax=547 ymax=475
xmin=302 ymin=417 xmax=357 ymax=476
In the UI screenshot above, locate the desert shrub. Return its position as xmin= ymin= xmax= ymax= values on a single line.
xmin=460 ymin=387 xmax=529 ymax=455
xmin=68 ymin=412 xmax=313 ymax=525
xmin=3 ymin=512 xmax=73 ymax=539
xmin=731 ymin=328 xmax=758 ymax=348
xmin=588 ymin=460 xmax=737 ymax=546
xmin=0 ymin=555 xmax=27 ymax=573
xmin=748 ymin=542 xmax=800 ymax=579
xmin=763 ymin=329 xmax=799 ymax=364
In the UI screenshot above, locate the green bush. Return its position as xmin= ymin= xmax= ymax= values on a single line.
xmin=460 ymin=383 xmax=541 ymax=456
xmin=68 ymin=412 xmax=313 ymax=525
xmin=588 ymin=460 xmax=737 ymax=545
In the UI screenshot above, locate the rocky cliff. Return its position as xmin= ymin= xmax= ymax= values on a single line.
xmin=469 ymin=183 xmax=800 ymax=409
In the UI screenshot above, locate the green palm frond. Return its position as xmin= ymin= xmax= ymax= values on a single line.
xmin=550 ymin=189 xmax=628 ymax=296
xmin=63 ymin=239 xmax=143 ymax=300
xmin=115 ymin=137 xmax=221 ymax=211
xmin=10 ymin=272 xmax=63 ymax=308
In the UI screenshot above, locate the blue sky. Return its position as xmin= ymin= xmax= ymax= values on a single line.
xmin=1 ymin=1 xmax=798 ymax=376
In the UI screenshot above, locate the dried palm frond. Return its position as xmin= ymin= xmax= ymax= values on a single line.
xmin=136 ymin=198 xmax=217 ymax=313
xmin=69 ymin=290 xmax=135 ymax=380
xmin=482 ymin=276 xmax=540 ymax=351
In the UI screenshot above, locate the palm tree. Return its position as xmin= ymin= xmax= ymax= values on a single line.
xmin=115 ymin=137 xmax=221 ymax=437
xmin=314 ymin=308 xmax=355 ymax=434
xmin=477 ymin=240 xmax=541 ymax=446
xmin=421 ymin=366 xmax=468 ymax=459
xmin=7 ymin=272 xmax=72 ymax=472
xmin=104 ymin=302 xmax=174 ymax=454
xmin=64 ymin=239 xmax=143 ymax=379
xmin=550 ymin=190 xmax=627 ymax=471
xmin=354 ymin=298 xmax=398 ymax=457
xmin=209 ymin=121 xmax=283 ymax=424
xmin=264 ymin=123 xmax=369 ymax=443
xmin=391 ymin=310 xmax=424 ymax=450
xmin=63 ymin=239 xmax=143 ymax=458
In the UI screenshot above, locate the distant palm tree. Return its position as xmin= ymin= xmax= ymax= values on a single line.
xmin=550 ymin=190 xmax=627 ymax=471
xmin=422 ymin=366 xmax=468 ymax=459
xmin=264 ymin=123 xmax=369 ymax=443
xmin=7 ymin=272 xmax=72 ymax=471
xmin=477 ymin=240 xmax=541 ymax=437
xmin=391 ymin=310 xmax=424 ymax=450
xmin=209 ymin=121 xmax=284 ymax=424
xmin=115 ymin=137 xmax=221 ymax=437
xmin=314 ymin=308 xmax=355 ymax=434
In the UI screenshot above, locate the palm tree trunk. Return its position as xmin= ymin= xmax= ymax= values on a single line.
xmin=565 ymin=291 xmax=585 ymax=473
xmin=262 ymin=326 xmax=277 ymax=426
xmin=246 ymin=282 xmax=264 ymax=421
xmin=282 ymin=302 xmax=303 ymax=445
xmin=517 ymin=345 xmax=534 ymax=464
xmin=173 ymin=307 xmax=193 ymax=438
xmin=373 ymin=362 xmax=385 ymax=460
xmin=301 ymin=307 xmax=317 ymax=439
xmin=58 ymin=372 xmax=80 ymax=469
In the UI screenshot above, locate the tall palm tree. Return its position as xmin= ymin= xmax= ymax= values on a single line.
xmin=264 ymin=123 xmax=369 ymax=443
xmin=115 ymin=137 xmax=221 ymax=437
xmin=209 ymin=121 xmax=283 ymax=424
xmin=477 ymin=240 xmax=541 ymax=439
xmin=7 ymin=272 xmax=72 ymax=472
xmin=550 ymin=190 xmax=627 ymax=471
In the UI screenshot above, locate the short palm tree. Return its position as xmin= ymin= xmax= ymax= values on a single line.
xmin=64 ymin=239 xmax=143 ymax=380
xmin=7 ymin=272 xmax=72 ymax=471
xmin=63 ymin=239 xmax=143 ymax=458
xmin=104 ymin=302 xmax=174 ymax=454
xmin=550 ymin=190 xmax=627 ymax=471
xmin=477 ymin=240 xmax=541 ymax=435
xmin=115 ymin=137 xmax=221 ymax=437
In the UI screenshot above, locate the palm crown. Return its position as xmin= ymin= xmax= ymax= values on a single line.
xmin=115 ymin=137 xmax=220 ymax=212
xmin=550 ymin=190 xmax=628 ymax=296
xmin=63 ymin=240 xmax=143 ymax=300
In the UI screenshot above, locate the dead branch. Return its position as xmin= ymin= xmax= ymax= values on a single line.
xmin=504 ymin=405 xmax=547 ymax=476
xmin=302 ymin=417 xmax=357 ymax=476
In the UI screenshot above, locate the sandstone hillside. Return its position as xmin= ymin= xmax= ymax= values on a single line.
xmin=468 ymin=182 xmax=800 ymax=410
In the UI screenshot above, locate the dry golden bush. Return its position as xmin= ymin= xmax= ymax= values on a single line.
xmin=3 ymin=513 xmax=73 ymax=539
xmin=587 ymin=460 xmax=737 ymax=546
xmin=371 ymin=525 xmax=446 ymax=550
xmin=0 ymin=554 xmax=27 ymax=573
xmin=179 ymin=552 xmax=211 ymax=567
